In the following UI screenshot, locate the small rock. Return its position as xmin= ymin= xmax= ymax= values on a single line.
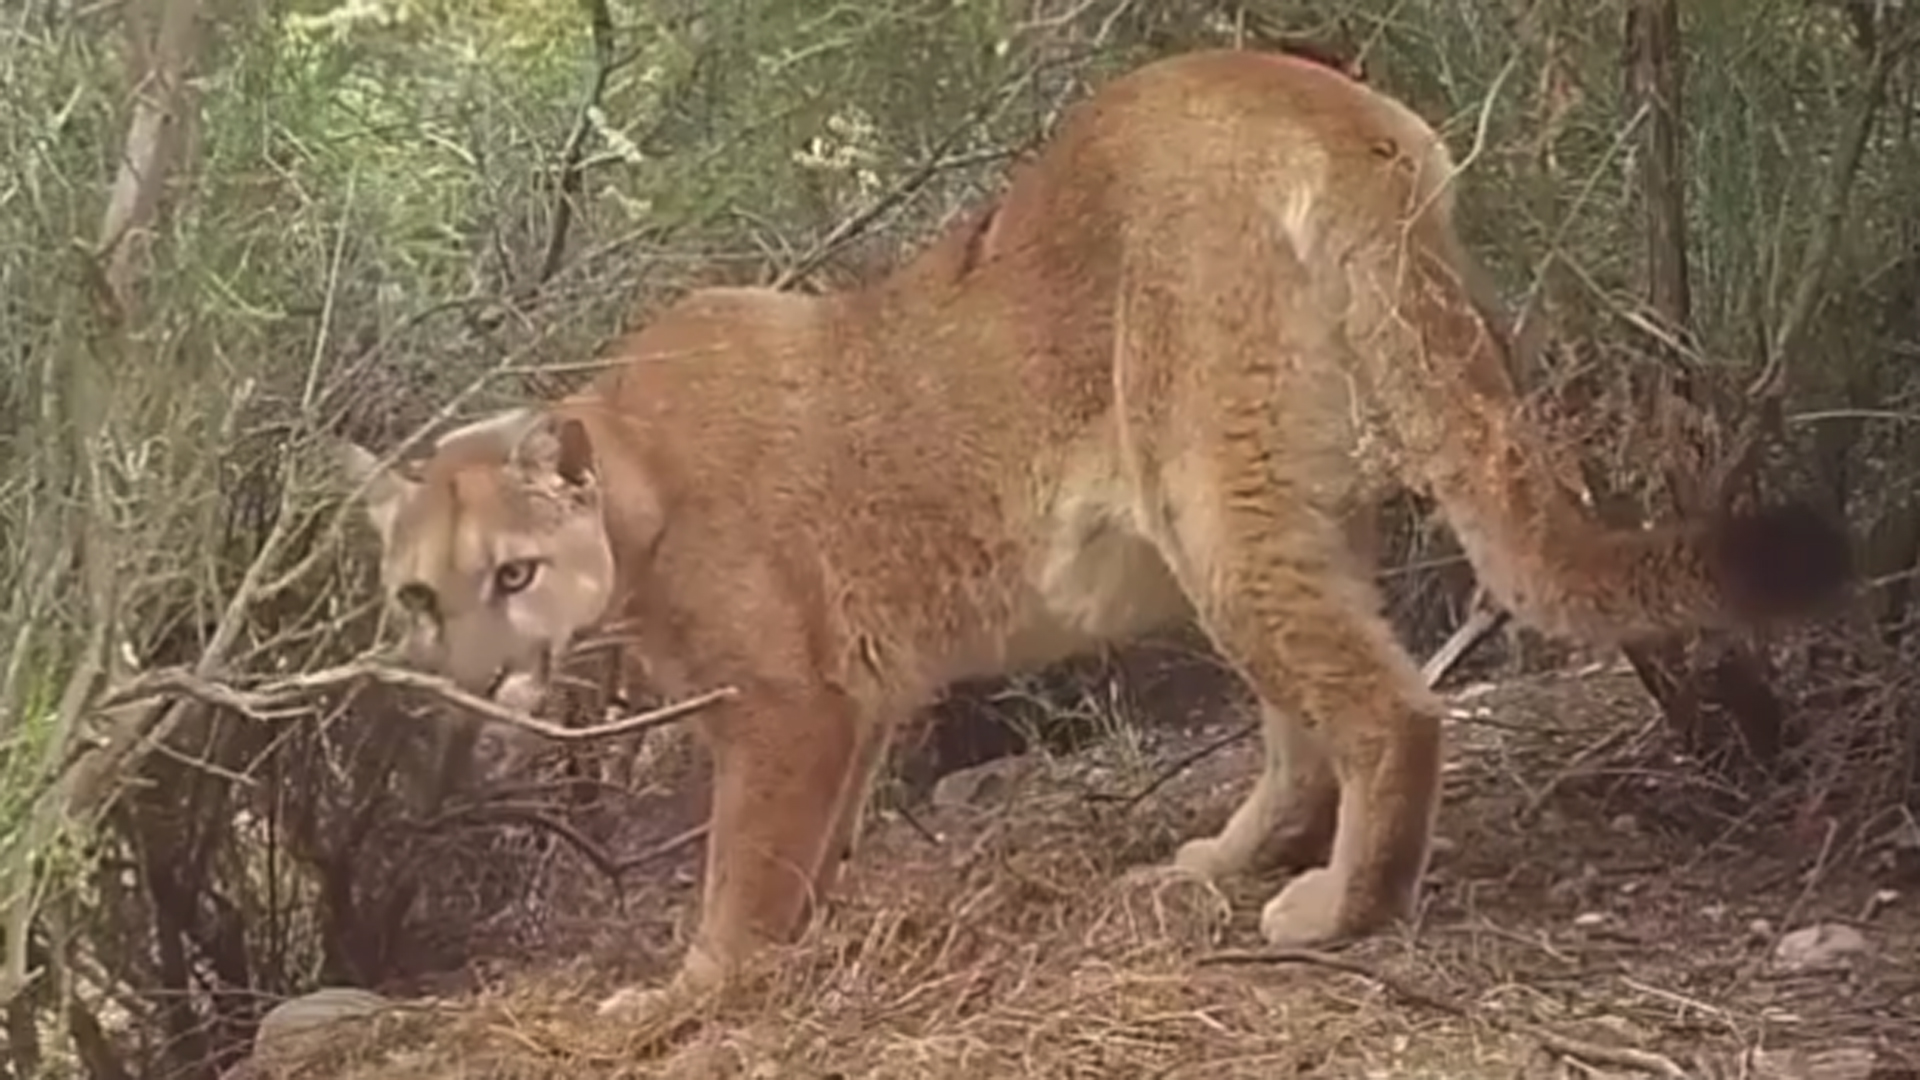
xmin=1771 ymin=922 xmax=1871 ymax=973
xmin=930 ymin=756 xmax=1034 ymax=809
xmin=1608 ymin=813 xmax=1639 ymax=834
xmin=253 ymin=987 xmax=395 ymax=1066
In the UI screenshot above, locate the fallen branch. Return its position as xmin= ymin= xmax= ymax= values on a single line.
xmin=1420 ymin=589 xmax=1510 ymax=689
xmin=1200 ymin=948 xmax=1687 ymax=1078
xmin=96 ymin=661 xmax=736 ymax=744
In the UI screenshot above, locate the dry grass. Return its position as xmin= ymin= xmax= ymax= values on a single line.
xmin=243 ymin=667 xmax=1920 ymax=1080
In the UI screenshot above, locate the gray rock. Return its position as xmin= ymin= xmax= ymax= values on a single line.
xmin=1771 ymin=923 xmax=1871 ymax=973
xmin=930 ymin=755 xmax=1036 ymax=809
xmin=253 ymin=986 xmax=395 ymax=1064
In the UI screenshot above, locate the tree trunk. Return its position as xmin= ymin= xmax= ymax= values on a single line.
xmin=96 ymin=0 xmax=204 ymax=322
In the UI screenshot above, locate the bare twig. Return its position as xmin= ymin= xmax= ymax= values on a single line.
xmin=614 ymin=823 xmax=709 ymax=875
xmin=1087 ymin=721 xmax=1257 ymax=810
xmin=536 ymin=0 xmax=618 ymax=286
xmin=770 ymin=40 xmax=1086 ymax=291
xmin=1515 ymin=718 xmax=1653 ymax=823
xmin=96 ymin=661 xmax=737 ymax=744
xmin=418 ymin=801 xmax=625 ymax=887
xmin=1758 ymin=814 xmax=1840 ymax=966
xmin=1716 ymin=17 xmax=1912 ymax=510
xmin=771 ymin=145 xmax=1012 ymax=291
xmin=1200 ymin=948 xmax=1688 ymax=1077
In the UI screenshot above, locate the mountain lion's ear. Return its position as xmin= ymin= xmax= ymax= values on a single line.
xmin=440 ymin=407 xmax=538 ymax=452
xmin=512 ymin=413 xmax=597 ymax=489
xmin=336 ymin=441 xmax=419 ymax=543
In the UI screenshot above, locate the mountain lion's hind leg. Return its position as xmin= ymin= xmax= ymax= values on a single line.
xmin=1167 ymin=498 xmax=1387 ymax=882
xmin=1172 ymin=536 xmax=1443 ymax=947
xmin=1173 ymin=703 xmax=1338 ymax=880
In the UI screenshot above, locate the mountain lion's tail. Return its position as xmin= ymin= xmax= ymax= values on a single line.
xmin=1342 ymin=143 xmax=1850 ymax=647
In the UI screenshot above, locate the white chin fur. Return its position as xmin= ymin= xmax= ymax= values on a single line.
xmin=493 ymin=671 xmax=548 ymax=715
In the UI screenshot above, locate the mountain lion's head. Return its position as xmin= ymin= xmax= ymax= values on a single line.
xmin=339 ymin=409 xmax=617 ymax=716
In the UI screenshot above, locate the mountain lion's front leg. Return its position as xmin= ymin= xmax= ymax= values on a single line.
xmin=599 ymin=686 xmax=862 ymax=1023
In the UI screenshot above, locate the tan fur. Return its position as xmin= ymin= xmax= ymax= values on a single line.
xmin=342 ymin=51 xmax=1847 ymax=1009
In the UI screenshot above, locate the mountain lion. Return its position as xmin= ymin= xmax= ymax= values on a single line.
xmin=341 ymin=49 xmax=1849 ymax=1017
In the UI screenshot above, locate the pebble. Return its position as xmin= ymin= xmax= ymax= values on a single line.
xmin=1771 ymin=922 xmax=1871 ymax=972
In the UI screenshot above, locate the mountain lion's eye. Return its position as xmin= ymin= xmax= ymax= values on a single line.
xmin=494 ymin=559 xmax=538 ymax=596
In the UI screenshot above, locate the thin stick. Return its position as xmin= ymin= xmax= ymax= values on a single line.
xmin=1087 ymin=721 xmax=1257 ymax=810
xmin=614 ymin=823 xmax=709 ymax=875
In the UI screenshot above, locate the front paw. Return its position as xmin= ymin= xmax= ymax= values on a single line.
xmin=1257 ymin=866 xmax=1413 ymax=948
xmin=595 ymin=963 xmax=719 ymax=1032
xmin=1258 ymin=867 xmax=1349 ymax=947
xmin=596 ymin=984 xmax=681 ymax=1021
xmin=1172 ymin=836 xmax=1236 ymax=881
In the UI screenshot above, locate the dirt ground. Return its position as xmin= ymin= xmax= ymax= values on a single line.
xmin=253 ymin=663 xmax=1920 ymax=1080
